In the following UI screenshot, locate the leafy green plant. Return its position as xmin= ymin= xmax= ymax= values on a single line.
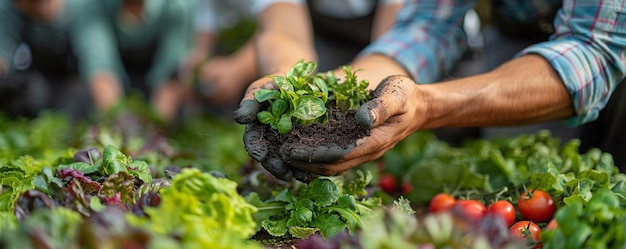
xmin=245 ymin=170 xmax=381 ymax=239
xmin=324 ymin=65 xmax=372 ymax=112
xmin=254 ymin=60 xmax=373 ymax=134
xmin=255 ymin=60 xmax=329 ymax=134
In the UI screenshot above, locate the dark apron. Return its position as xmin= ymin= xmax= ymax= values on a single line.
xmin=0 ymin=15 xmax=85 ymax=119
xmin=109 ymin=1 xmax=177 ymax=100
xmin=306 ymin=0 xmax=378 ymax=71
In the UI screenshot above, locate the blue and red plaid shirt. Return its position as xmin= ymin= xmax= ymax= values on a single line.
xmin=360 ymin=0 xmax=626 ymax=126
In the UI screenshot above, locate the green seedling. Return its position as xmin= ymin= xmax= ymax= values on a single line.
xmin=254 ymin=60 xmax=372 ymax=134
xmin=255 ymin=60 xmax=329 ymax=134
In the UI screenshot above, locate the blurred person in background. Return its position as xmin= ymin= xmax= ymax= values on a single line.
xmin=72 ymin=0 xmax=195 ymax=124
xmin=182 ymin=0 xmax=403 ymax=118
xmin=234 ymin=0 xmax=626 ymax=181
xmin=0 ymin=0 xmax=90 ymax=120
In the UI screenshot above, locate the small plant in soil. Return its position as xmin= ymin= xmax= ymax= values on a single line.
xmin=255 ymin=60 xmax=330 ymax=134
xmin=254 ymin=60 xmax=372 ymax=135
xmin=252 ymin=61 xmax=373 ymax=169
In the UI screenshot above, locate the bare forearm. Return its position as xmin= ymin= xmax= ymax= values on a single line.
xmin=90 ymin=72 xmax=123 ymax=113
xmin=232 ymin=40 xmax=258 ymax=81
xmin=370 ymin=3 xmax=402 ymax=41
xmin=194 ymin=31 xmax=217 ymax=57
xmin=344 ymin=54 xmax=410 ymax=88
xmin=254 ymin=3 xmax=316 ymax=76
xmin=421 ymin=55 xmax=574 ymax=129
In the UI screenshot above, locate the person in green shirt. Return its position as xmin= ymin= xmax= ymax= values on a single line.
xmin=0 ymin=0 xmax=90 ymax=119
xmin=73 ymin=0 xmax=194 ymax=123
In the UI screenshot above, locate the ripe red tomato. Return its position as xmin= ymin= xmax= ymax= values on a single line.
xmin=401 ymin=182 xmax=412 ymax=194
xmin=378 ymin=173 xmax=397 ymax=193
xmin=487 ymin=200 xmax=516 ymax=227
xmin=429 ymin=193 xmax=456 ymax=213
xmin=510 ymin=221 xmax=541 ymax=241
xmin=452 ymin=199 xmax=486 ymax=222
xmin=518 ymin=189 xmax=556 ymax=223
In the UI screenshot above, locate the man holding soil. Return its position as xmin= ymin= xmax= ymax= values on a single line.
xmin=235 ymin=0 xmax=626 ymax=180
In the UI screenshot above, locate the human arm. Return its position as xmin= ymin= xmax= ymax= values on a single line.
xmin=370 ymin=0 xmax=404 ymax=41
xmin=70 ymin=1 xmax=126 ymax=114
xmin=234 ymin=1 xmax=315 ymax=123
xmin=198 ymin=40 xmax=257 ymax=105
xmin=284 ymin=0 xmax=626 ymax=176
xmin=147 ymin=0 xmax=194 ymax=122
xmin=286 ymin=54 xmax=573 ymax=176
xmin=253 ymin=2 xmax=316 ymax=78
xmin=180 ymin=0 xmax=220 ymax=84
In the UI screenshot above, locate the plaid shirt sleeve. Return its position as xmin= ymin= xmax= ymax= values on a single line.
xmin=358 ymin=0 xmax=475 ymax=84
xmin=519 ymin=0 xmax=626 ymax=126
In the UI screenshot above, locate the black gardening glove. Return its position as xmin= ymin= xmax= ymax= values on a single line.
xmin=234 ymin=89 xmax=317 ymax=183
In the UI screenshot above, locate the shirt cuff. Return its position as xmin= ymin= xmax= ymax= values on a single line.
xmin=519 ymin=41 xmax=612 ymax=127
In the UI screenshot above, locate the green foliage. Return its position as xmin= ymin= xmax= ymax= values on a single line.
xmin=383 ymin=130 xmax=626 ymax=208
xmin=0 ymin=112 xmax=77 ymax=162
xmin=541 ymin=189 xmax=626 ymax=248
xmin=255 ymin=60 xmax=329 ymax=134
xmin=129 ymin=168 xmax=260 ymax=248
xmin=325 ymin=65 xmax=372 ymax=111
xmin=255 ymin=60 xmax=373 ymax=134
xmin=246 ymin=170 xmax=381 ymax=239
xmin=59 ymin=145 xmax=153 ymax=184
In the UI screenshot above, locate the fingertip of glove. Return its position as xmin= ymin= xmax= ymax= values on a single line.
xmin=356 ymin=106 xmax=376 ymax=129
xmin=233 ymin=100 xmax=261 ymax=124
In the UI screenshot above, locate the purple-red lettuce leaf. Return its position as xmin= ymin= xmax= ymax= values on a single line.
xmin=99 ymin=172 xmax=137 ymax=208
xmin=57 ymin=168 xmax=101 ymax=194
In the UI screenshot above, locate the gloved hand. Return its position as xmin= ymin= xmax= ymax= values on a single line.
xmin=279 ymin=75 xmax=427 ymax=176
xmin=234 ymin=78 xmax=317 ymax=182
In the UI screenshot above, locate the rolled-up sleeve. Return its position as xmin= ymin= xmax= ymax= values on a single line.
xmin=519 ymin=0 xmax=626 ymax=126
xmin=358 ymin=0 xmax=474 ymax=83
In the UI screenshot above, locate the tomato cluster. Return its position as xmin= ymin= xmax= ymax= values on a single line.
xmin=429 ymin=189 xmax=557 ymax=247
